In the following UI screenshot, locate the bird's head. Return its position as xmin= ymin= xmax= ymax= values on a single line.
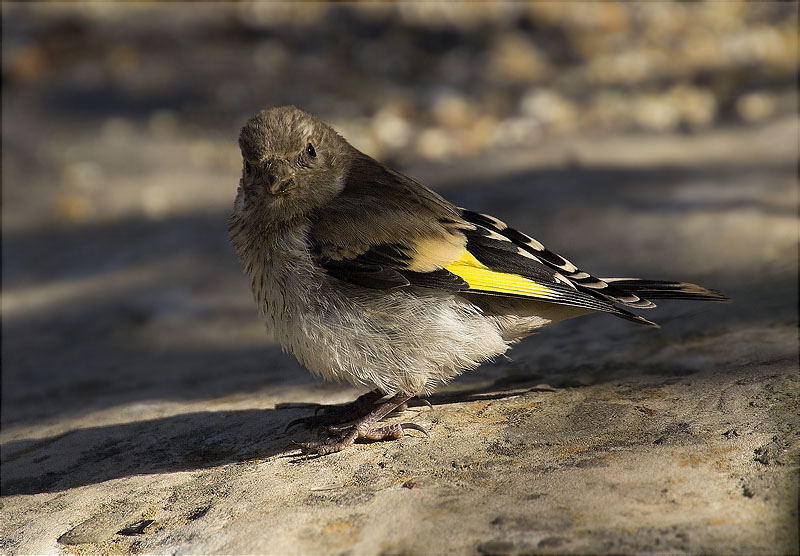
xmin=235 ymin=106 xmax=351 ymax=223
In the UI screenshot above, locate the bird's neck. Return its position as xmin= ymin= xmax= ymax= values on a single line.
xmin=229 ymin=211 xmax=316 ymax=319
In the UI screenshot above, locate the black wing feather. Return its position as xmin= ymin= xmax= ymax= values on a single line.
xmin=320 ymin=259 xmax=410 ymax=290
xmin=461 ymin=210 xmax=657 ymax=309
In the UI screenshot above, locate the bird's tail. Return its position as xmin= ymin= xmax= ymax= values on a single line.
xmin=601 ymin=278 xmax=730 ymax=303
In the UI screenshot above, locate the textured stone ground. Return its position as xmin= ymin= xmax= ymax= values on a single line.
xmin=2 ymin=116 xmax=798 ymax=553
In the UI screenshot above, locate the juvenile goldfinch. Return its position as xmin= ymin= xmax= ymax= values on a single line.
xmin=229 ymin=106 xmax=728 ymax=455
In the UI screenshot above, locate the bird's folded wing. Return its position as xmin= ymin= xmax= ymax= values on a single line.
xmin=308 ymin=188 xmax=657 ymax=326
xmin=460 ymin=209 xmax=727 ymax=306
xmin=461 ymin=210 xmax=658 ymax=308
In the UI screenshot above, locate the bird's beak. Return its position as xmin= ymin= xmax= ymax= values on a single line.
xmin=269 ymin=174 xmax=296 ymax=195
xmin=261 ymin=159 xmax=296 ymax=195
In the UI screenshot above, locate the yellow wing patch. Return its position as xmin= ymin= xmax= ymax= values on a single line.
xmin=406 ymin=234 xmax=467 ymax=273
xmin=445 ymin=250 xmax=556 ymax=299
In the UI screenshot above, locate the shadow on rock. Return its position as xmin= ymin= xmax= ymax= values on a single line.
xmin=0 ymin=374 xmax=576 ymax=497
xmin=1 ymin=407 xmax=313 ymax=496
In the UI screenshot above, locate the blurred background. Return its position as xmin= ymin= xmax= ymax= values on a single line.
xmin=2 ymin=1 xmax=797 ymax=425
xmin=2 ymin=3 xmax=798 ymax=552
xmin=3 ymin=2 xmax=796 ymax=230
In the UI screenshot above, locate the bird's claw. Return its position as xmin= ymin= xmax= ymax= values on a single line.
xmin=285 ymin=416 xmax=316 ymax=432
xmin=399 ymin=422 xmax=428 ymax=436
xmin=412 ymin=397 xmax=433 ymax=409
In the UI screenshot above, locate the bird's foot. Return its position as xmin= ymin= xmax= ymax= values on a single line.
xmin=286 ymin=390 xmax=431 ymax=432
xmin=299 ymin=423 xmax=426 ymax=455
xmin=285 ymin=389 xmax=384 ymax=431
xmin=295 ymin=393 xmax=426 ymax=455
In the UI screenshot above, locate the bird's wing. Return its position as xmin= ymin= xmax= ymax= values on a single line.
xmin=460 ymin=209 xmax=657 ymax=308
xmin=460 ymin=209 xmax=728 ymax=307
xmin=308 ymin=162 xmax=658 ymax=326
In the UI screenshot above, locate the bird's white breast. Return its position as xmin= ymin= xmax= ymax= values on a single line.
xmin=232 ymin=223 xmax=514 ymax=395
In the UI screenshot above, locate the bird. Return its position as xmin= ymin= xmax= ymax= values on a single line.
xmin=229 ymin=105 xmax=728 ymax=455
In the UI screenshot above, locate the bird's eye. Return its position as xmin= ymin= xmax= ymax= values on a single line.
xmin=244 ymin=160 xmax=252 ymax=175
xmin=306 ymin=143 xmax=316 ymax=158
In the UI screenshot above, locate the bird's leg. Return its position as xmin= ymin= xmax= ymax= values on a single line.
xmin=299 ymin=393 xmax=424 ymax=455
xmin=285 ymin=389 xmax=385 ymax=431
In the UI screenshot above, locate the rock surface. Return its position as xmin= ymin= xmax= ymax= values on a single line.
xmin=2 ymin=114 xmax=797 ymax=553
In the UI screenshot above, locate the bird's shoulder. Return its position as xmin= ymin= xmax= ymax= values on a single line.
xmin=308 ymin=153 xmax=471 ymax=272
